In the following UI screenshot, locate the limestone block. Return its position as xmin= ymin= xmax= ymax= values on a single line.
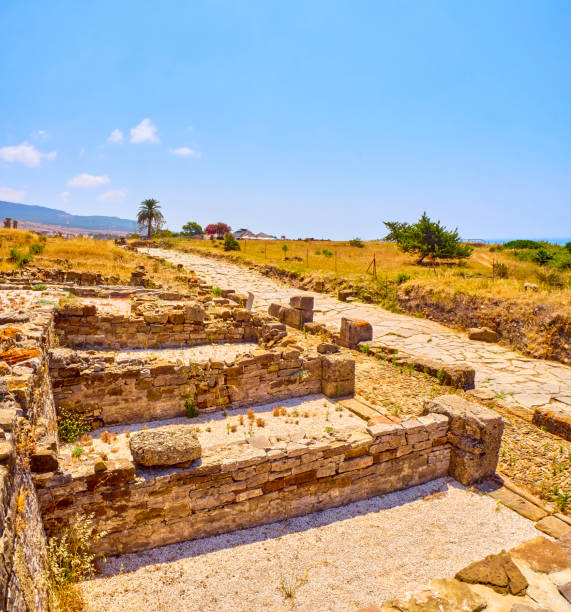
xmin=423 ymin=395 xmax=503 ymax=485
xmin=289 ymin=296 xmax=314 ymax=311
xmin=129 ymin=424 xmax=202 ymax=467
xmin=321 ymin=354 xmax=355 ymax=381
xmin=268 ymin=303 xmax=282 ymax=318
xmin=467 ymin=327 xmax=499 ymax=342
xmin=184 ymin=302 xmax=206 ymax=323
xmin=339 ymin=317 xmax=373 ymax=349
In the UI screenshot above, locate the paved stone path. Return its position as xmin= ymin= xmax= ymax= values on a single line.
xmin=143 ymin=248 xmax=571 ymax=413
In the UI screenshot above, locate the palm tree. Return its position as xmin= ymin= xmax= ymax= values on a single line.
xmin=137 ymin=199 xmax=165 ymax=239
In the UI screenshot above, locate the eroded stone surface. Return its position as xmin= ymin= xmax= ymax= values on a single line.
xmin=129 ymin=424 xmax=202 ymax=466
xmin=455 ymin=550 xmax=528 ymax=595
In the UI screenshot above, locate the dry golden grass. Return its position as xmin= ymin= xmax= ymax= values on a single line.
xmin=169 ymin=237 xmax=571 ymax=307
xmin=0 ymin=230 xmax=185 ymax=288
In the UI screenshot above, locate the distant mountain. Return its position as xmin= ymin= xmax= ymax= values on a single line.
xmin=0 ymin=201 xmax=137 ymax=232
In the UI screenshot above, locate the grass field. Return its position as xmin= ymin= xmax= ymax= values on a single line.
xmin=0 ymin=230 xmax=184 ymax=288
xmin=168 ymin=237 xmax=571 ymax=306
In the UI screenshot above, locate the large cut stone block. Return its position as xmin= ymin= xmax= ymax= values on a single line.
xmin=289 ymin=295 xmax=314 ymax=311
xmin=423 ymin=395 xmax=503 ymax=485
xmin=184 ymin=302 xmax=205 ymax=323
xmin=278 ymin=306 xmax=312 ymax=329
xmin=339 ymin=317 xmax=373 ymax=348
xmin=129 ymin=424 xmax=202 ymax=467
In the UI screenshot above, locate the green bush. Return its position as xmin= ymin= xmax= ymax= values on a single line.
xmin=566 ymin=241 xmax=571 ymax=254
xmin=396 ymin=273 xmax=410 ymax=284
xmin=223 ymin=233 xmax=240 ymax=251
xmin=57 ymin=408 xmax=89 ymax=443
xmin=322 ymin=249 xmax=333 ymax=258
xmin=532 ymin=247 xmax=554 ymax=266
xmin=32 ymin=284 xmax=47 ymax=291
xmin=29 ymin=242 xmax=45 ymax=255
xmin=349 ymin=238 xmax=364 ymax=248
xmin=536 ymin=270 xmax=564 ymax=288
xmin=503 ymin=239 xmax=542 ymax=250
xmin=492 ymin=262 xmax=508 ymax=278
xmin=185 ymin=398 xmax=199 ymax=418
xmin=9 ymin=248 xmax=33 ymax=268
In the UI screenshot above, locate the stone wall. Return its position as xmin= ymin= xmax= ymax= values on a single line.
xmin=49 ymin=348 xmax=355 ymax=428
xmin=53 ymin=300 xmax=272 ymax=349
xmin=34 ymin=413 xmax=451 ymax=555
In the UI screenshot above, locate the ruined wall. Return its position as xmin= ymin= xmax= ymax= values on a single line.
xmin=53 ymin=301 xmax=270 ymax=349
xmin=35 ymin=414 xmax=451 ymax=555
xmin=49 ymin=348 xmax=352 ymax=428
xmin=0 ymin=308 xmax=57 ymax=611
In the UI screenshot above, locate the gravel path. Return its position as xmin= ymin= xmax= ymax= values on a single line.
xmin=141 ymin=247 xmax=571 ymax=415
xmin=82 ymin=478 xmax=540 ymax=612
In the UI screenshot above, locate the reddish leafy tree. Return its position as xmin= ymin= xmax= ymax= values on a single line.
xmin=204 ymin=222 xmax=232 ymax=239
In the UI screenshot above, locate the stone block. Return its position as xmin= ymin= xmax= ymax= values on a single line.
xmin=184 ymin=302 xmax=206 ymax=323
xmin=321 ymin=354 xmax=355 ymax=381
xmin=322 ymin=379 xmax=355 ymax=398
xmin=268 ymin=303 xmax=282 ymax=318
xmin=130 ymin=424 xmax=202 ymax=467
xmin=468 ymin=327 xmax=499 ymax=342
xmin=30 ymin=449 xmax=59 ymax=473
xmin=423 ymin=395 xmax=503 ymax=485
xmin=339 ymin=317 xmax=373 ymax=349
xmin=289 ymin=295 xmax=314 ymax=311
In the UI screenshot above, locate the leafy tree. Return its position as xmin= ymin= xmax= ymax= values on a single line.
xmin=137 ymin=199 xmax=165 ymax=239
xmin=205 ymin=222 xmax=231 ymax=239
xmin=383 ymin=212 xmax=473 ymax=264
xmin=565 ymin=241 xmax=571 ymax=254
xmin=532 ymin=247 xmax=554 ymax=266
xmin=181 ymin=221 xmax=203 ymax=237
xmin=223 ymin=232 xmax=240 ymax=251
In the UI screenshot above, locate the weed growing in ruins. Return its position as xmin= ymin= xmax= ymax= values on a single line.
xmin=212 ymin=287 xmax=222 ymax=297
xmin=256 ymin=417 xmax=265 ymax=427
xmin=184 ymin=398 xmax=199 ymax=418
xmin=57 ymin=408 xmax=89 ymax=443
xmin=247 ymin=408 xmax=255 ymax=421
xmin=71 ymin=446 xmax=85 ymax=459
xmin=436 ymin=369 xmax=446 ymax=384
xmin=553 ymin=488 xmax=570 ymax=511
xmin=32 ymin=283 xmax=47 ymax=291
xmin=359 ymin=343 xmax=371 ymax=354
xmin=324 ymin=426 xmax=334 ymax=434
xmin=226 ymin=422 xmax=231 ymax=435
xmin=46 ymin=513 xmax=106 ymax=611
xmin=29 ymin=242 xmax=45 ymax=255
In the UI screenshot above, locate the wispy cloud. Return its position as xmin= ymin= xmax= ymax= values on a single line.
xmin=31 ymin=130 xmax=49 ymax=141
xmin=0 ymin=186 xmax=27 ymax=202
xmin=67 ymin=173 xmax=111 ymax=188
xmin=60 ymin=191 xmax=70 ymax=202
xmin=170 ymin=147 xmax=201 ymax=157
xmin=130 ymin=118 xmax=159 ymax=143
xmin=97 ymin=189 xmax=127 ymax=201
xmin=0 ymin=142 xmax=57 ymax=168
xmin=108 ymin=129 xmax=124 ymax=143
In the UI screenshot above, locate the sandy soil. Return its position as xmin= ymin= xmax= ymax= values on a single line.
xmin=81 ymin=478 xmax=540 ymax=612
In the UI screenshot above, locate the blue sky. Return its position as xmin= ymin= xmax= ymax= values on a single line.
xmin=1 ymin=1 xmax=570 ymax=239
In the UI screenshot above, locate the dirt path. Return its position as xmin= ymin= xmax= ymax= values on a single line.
xmin=142 ymin=248 xmax=571 ymax=415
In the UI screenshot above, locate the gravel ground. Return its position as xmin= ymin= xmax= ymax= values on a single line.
xmin=117 ymin=342 xmax=259 ymax=365
xmin=82 ymin=478 xmax=539 ymax=612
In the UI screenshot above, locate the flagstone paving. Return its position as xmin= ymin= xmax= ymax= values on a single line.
xmin=143 ymin=248 xmax=571 ymax=415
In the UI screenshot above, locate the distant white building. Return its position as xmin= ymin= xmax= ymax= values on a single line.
xmin=233 ymin=228 xmax=275 ymax=240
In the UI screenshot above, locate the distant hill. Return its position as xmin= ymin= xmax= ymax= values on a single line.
xmin=0 ymin=201 xmax=137 ymax=233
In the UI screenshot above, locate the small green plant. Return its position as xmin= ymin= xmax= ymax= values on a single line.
xmin=324 ymin=425 xmax=333 ymax=434
xmin=359 ymin=343 xmax=371 ymax=354
xmin=9 ymin=248 xmax=33 ymax=268
xmin=436 ymin=369 xmax=446 ymax=384
xmin=32 ymin=283 xmax=47 ymax=291
xmin=71 ymin=446 xmax=85 ymax=458
xmin=554 ymin=489 xmax=570 ymax=512
xmin=396 ymin=272 xmax=410 ymax=284
xmin=184 ymin=398 xmax=199 ymax=418
xmin=212 ymin=287 xmax=223 ymax=296
xmin=322 ymin=249 xmax=333 ymax=258
xmin=226 ymin=422 xmax=231 ymax=435
xmin=57 ymin=408 xmax=89 ymax=443
xmin=492 ymin=262 xmax=508 ymax=278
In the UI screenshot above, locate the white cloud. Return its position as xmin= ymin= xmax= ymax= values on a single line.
xmin=67 ymin=173 xmax=111 ymax=188
xmin=79 ymin=147 xmax=86 ymax=159
xmin=0 ymin=186 xmax=27 ymax=202
xmin=108 ymin=129 xmax=123 ymax=143
xmin=60 ymin=191 xmax=70 ymax=202
xmin=130 ymin=118 xmax=159 ymax=143
xmin=31 ymin=130 xmax=48 ymax=141
xmin=0 ymin=142 xmax=57 ymax=168
xmin=170 ymin=147 xmax=201 ymax=157
xmin=97 ymin=189 xmax=127 ymax=201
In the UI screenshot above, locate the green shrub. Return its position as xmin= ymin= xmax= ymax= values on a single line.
xmin=212 ymin=287 xmax=222 ymax=296
xmin=29 ymin=242 xmax=45 ymax=255
xmin=322 ymin=249 xmax=333 ymax=258
xmin=532 ymin=247 xmax=554 ymax=266
xmin=349 ymin=238 xmax=364 ymax=248
xmin=396 ymin=273 xmax=410 ymax=284
xmin=492 ymin=262 xmax=508 ymax=278
xmin=185 ymin=398 xmax=199 ymax=418
xmin=503 ymin=239 xmax=542 ymax=250
xmin=9 ymin=248 xmax=33 ymax=268
xmin=32 ymin=284 xmax=47 ymax=291
xmin=536 ymin=270 xmax=564 ymax=288
xmin=223 ymin=233 xmax=240 ymax=251
xmin=57 ymin=408 xmax=89 ymax=443
xmin=565 ymin=241 xmax=571 ymax=254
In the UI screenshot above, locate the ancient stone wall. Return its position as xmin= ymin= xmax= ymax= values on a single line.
xmin=34 ymin=413 xmax=451 ymax=555
xmin=53 ymin=300 xmax=270 ymax=349
xmin=49 ymin=348 xmax=353 ymax=428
